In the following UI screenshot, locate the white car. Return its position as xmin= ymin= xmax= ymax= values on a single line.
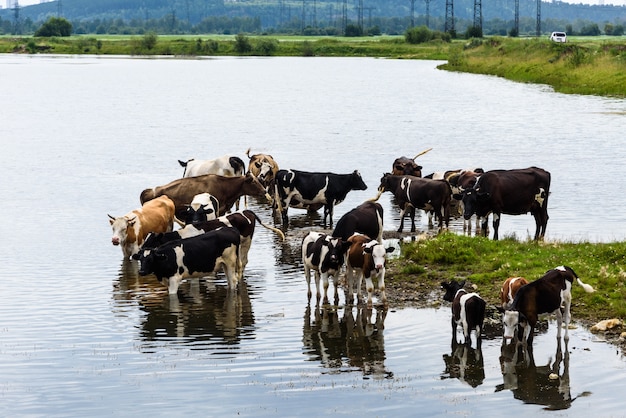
xmin=550 ymin=32 xmax=567 ymax=42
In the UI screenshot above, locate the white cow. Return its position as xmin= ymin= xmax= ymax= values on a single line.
xmin=178 ymin=155 xmax=246 ymax=178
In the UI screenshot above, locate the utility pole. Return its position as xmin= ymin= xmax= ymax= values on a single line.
xmin=473 ymin=0 xmax=482 ymax=31
xmin=514 ymin=0 xmax=519 ymax=35
xmin=536 ymin=0 xmax=541 ymax=37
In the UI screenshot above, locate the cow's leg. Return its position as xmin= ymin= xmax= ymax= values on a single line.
xmin=378 ymin=272 xmax=387 ymax=307
xmin=364 ymin=274 xmax=374 ymax=308
xmin=223 ymin=260 xmax=239 ymax=289
xmin=397 ymin=204 xmax=407 ymax=232
xmin=562 ymin=291 xmax=572 ymax=340
xmin=331 ymin=274 xmax=340 ymax=305
xmin=492 ymin=213 xmax=501 ymax=240
xmin=355 ymin=270 xmax=365 ymax=304
xmin=166 ymin=277 xmax=182 ymax=295
xmin=321 ymin=272 xmax=330 ymax=304
xmin=409 ymin=207 xmax=416 ymax=232
xmin=345 ymin=265 xmax=355 ymax=304
xmin=451 ymin=317 xmax=458 ymax=345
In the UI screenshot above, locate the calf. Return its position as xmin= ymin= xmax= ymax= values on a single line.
xmin=497 ymin=266 xmax=595 ymax=344
xmin=181 ymin=192 xmax=219 ymax=225
xmin=141 ymin=209 xmax=285 ymax=273
xmin=108 ymin=195 xmax=175 ymax=259
xmin=377 ymin=173 xmax=451 ymax=232
xmin=332 ymin=201 xmax=384 ymax=244
xmin=500 ymin=276 xmax=529 ymax=308
xmin=178 ymin=155 xmax=246 ymax=178
xmin=301 ymin=231 xmax=351 ymax=304
xmin=276 ymin=169 xmax=368 ymax=227
xmin=344 ymin=233 xmax=394 ymax=307
xmin=441 ymin=280 xmax=486 ymax=347
xmin=132 ymin=227 xmax=242 ymax=294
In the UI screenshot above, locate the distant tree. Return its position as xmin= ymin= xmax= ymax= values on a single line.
xmin=345 ymin=23 xmax=363 ymax=36
xmin=613 ymin=25 xmax=624 ymax=36
xmin=466 ymin=25 xmax=483 ymax=38
xmin=580 ymin=23 xmax=600 ymax=36
xmin=234 ymin=33 xmax=252 ymax=53
xmin=35 ymin=17 xmax=72 ymax=37
xmin=604 ymin=23 xmax=614 ymax=35
xmin=405 ymin=25 xmax=432 ymax=44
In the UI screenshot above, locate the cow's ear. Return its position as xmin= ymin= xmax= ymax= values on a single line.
xmin=363 ymin=246 xmax=373 ymax=254
xmin=131 ymin=253 xmax=140 ymax=260
xmin=441 ymin=281 xmax=449 ymax=289
xmin=477 ymin=191 xmax=491 ymax=200
xmin=386 ymin=246 xmax=395 ymax=253
xmin=452 ymin=193 xmax=463 ymax=200
xmin=496 ymin=306 xmax=505 ymax=314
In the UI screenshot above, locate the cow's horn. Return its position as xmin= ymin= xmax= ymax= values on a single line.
xmin=107 ymin=214 xmax=116 ymax=220
xmin=413 ymin=147 xmax=433 ymax=160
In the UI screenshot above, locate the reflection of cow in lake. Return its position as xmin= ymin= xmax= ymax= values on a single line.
xmin=302 ymin=305 xmax=391 ymax=379
xmin=441 ymin=340 xmax=485 ymax=388
xmin=113 ymin=260 xmax=254 ymax=347
xmin=495 ymin=340 xmax=590 ymax=410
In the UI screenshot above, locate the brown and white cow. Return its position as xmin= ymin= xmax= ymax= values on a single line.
xmin=497 ymin=266 xmax=594 ymax=345
xmin=140 ymin=173 xmax=271 ymax=220
xmin=245 ymin=148 xmax=279 ymax=189
xmin=108 ymin=195 xmax=175 ymax=259
xmin=500 ymin=276 xmax=529 ymax=308
xmin=441 ymin=280 xmax=486 ymax=348
xmin=377 ymin=173 xmax=451 ymax=232
xmin=178 ymin=155 xmax=246 ymax=178
xmin=344 ymin=233 xmax=394 ymax=307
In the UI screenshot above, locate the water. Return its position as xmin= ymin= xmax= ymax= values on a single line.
xmin=1 ymin=55 xmax=625 ymax=416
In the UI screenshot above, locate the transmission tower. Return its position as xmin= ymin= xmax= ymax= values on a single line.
xmin=358 ymin=0 xmax=364 ymax=31
xmin=341 ymin=0 xmax=347 ymax=34
xmin=12 ymin=0 xmax=20 ymax=35
xmin=57 ymin=0 xmax=62 ymax=16
xmin=473 ymin=0 xmax=482 ymax=30
xmin=445 ymin=0 xmax=454 ymax=34
xmin=424 ymin=0 xmax=430 ymax=28
xmin=514 ymin=0 xmax=519 ymax=35
xmin=536 ymin=0 xmax=541 ymax=36
xmin=410 ymin=0 xmax=415 ymax=27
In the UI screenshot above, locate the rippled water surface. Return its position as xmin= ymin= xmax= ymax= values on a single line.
xmin=1 ymin=55 xmax=625 ymax=416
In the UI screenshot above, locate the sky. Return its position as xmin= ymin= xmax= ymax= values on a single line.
xmin=9 ymin=0 xmax=626 ymax=8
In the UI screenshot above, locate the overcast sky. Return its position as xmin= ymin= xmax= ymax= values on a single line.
xmin=9 ymin=0 xmax=626 ymax=9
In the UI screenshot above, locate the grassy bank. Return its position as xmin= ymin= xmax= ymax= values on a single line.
xmin=388 ymin=233 xmax=626 ymax=323
xmin=440 ymin=36 xmax=626 ymax=97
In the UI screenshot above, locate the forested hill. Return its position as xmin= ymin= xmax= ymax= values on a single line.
xmin=2 ymin=0 xmax=626 ymax=34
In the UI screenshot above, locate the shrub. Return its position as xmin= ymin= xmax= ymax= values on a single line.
xmin=254 ymin=38 xmax=278 ymax=56
xmin=234 ymin=33 xmax=252 ymax=54
xmin=142 ymin=32 xmax=158 ymax=50
xmin=405 ymin=26 xmax=432 ymax=44
xmin=35 ymin=17 xmax=72 ymax=37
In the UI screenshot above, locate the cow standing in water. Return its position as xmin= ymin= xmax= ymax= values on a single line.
xmin=441 ymin=280 xmax=486 ymax=348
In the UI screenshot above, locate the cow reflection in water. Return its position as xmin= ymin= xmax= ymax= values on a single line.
xmin=441 ymin=340 xmax=485 ymax=388
xmin=495 ymin=340 xmax=588 ymax=410
xmin=302 ymin=304 xmax=391 ymax=378
xmin=113 ymin=260 xmax=255 ymax=347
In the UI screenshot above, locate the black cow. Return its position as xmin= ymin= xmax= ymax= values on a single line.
xmin=392 ymin=157 xmax=422 ymax=177
xmin=497 ymin=266 xmax=595 ymax=345
xmin=378 ymin=173 xmax=451 ymax=232
xmin=275 ymin=169 xmax=368 ymax=226
xmin=301 ymin=231 xmax=351 ymax=304
xmin=141 ymin=210 xmax=284 ymax=273
xmin=132 ymin=227 xmax=241 ymax=295
xmin=441 ymin=280 xmax=486 ymax=348
xmin=331 ymin=201 xmax=384 ymax=243
xmin=459 ymin=167 xmax=551 ymax=240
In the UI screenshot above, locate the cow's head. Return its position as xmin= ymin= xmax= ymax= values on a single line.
xmin=350 ymin=170 xmax=368 ymax=191
xmin=364 ymin=242 xmax=394 ymax=272
xmin=132 ymin=247 xmax=167 ymax=277
xmin=184 ymin=194 xmax=219 ymax=225
xmin=496 ymin=307 xmax=528 ymax=343
xmin=392 ymin=157 xmax=422 ymax=177
xmin=109 ymin=214 xmax=136 ymax=246
xmin=441 ymin=279 xmax=466 ymax=302
xmin=325 ymin=237 xmax=352 ymax=269
xmin=248 ymin=157 xmax=276 ymax=187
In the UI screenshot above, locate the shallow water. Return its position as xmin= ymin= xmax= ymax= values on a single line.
xmin=1 ymin=55 xmax=625 ymax=416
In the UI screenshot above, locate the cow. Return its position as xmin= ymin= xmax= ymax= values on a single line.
xmin=245 ymin=148 xmax=279 ymax=189
xmin=275 ymin=169 xmax=368 ymax=227
xmin=140 ymin=173 xmax=271 ymax=220
xmin=180 ymin=193 xmax=219 ymax=226
xmin=500 ymin=276 xmax=529 ymax=308
xmin=392 ymin=156 xmax=422 ymax=177
xmin=108 ymin=195 xmax=175 ymax=259
xmin=140 ymin=209 xmax=285 ymax=272
xmin=344 ymin=233 xmax=394 ymax=307
xmin=132 ymin=226 xmax=242 ymax=295
xmin=441 ymin=280 xmax=486 ymax=348
xmin=497 ymin=266 xmax=595 ymax=345
xmin=459 ymin=167 xmax=551 ymax=240
xmin=377 ymin=173 xmax=451 ymax=232
xmin=178 ymin=155 xmax=246 ymax=178
xmin=331 ymin=201 xmax=384 ymax=244
xmin=301 ymin=231 xmax=351 ymax=304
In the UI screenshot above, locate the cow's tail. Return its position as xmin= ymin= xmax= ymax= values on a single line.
xmin=173 ymin=216 xmax=186 ymax=228
xmin=245 ymin=147 xmax=252 ymax=158
xmin=368 ymin=189 xmax=384 ymax=202
xmin=251 ymin=211 xmax=285 ymax=241
xmin=577 ymin=277 xmax=595 ymax=293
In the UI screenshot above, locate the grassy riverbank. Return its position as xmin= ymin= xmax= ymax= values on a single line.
xmin=2 ymin=34 xmax=625 ymax=97
xmin=386 ymin=233 xmax=626 ymax=324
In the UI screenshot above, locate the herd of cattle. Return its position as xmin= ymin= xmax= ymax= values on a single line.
xmin=109 ymin=148 xmax=586 ymax=348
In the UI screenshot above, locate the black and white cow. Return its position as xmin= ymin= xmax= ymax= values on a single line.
xmin=459 ymin=167 xmax=551 ymax=240
xmin=132 ymin=227 xmax=242 ymax=295
xmin=377 ymin=173 xmax=451 ymax=232
xmin=141 ymin=209 xmax=284 ymax=273
xmin=441 ymin=280 xmax=486 ymax=347
xmin=181 ymin=192 xmax=219 ymax=225
xmin=301 ymin=231 xmax=351 ymax=304
xmin=497 ymin=266 xmax=595 ymax=345
xmin=275 ymin=169 xmax=368 ymax=227
xmin=331 ymin=201 xmax=384 ymax=244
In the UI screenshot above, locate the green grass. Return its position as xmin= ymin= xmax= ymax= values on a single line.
xmin=390 ymin=233 xmax=626 ymax=322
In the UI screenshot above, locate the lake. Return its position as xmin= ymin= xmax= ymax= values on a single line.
xmin=1 ymin=54 xmax=625 ymax=417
